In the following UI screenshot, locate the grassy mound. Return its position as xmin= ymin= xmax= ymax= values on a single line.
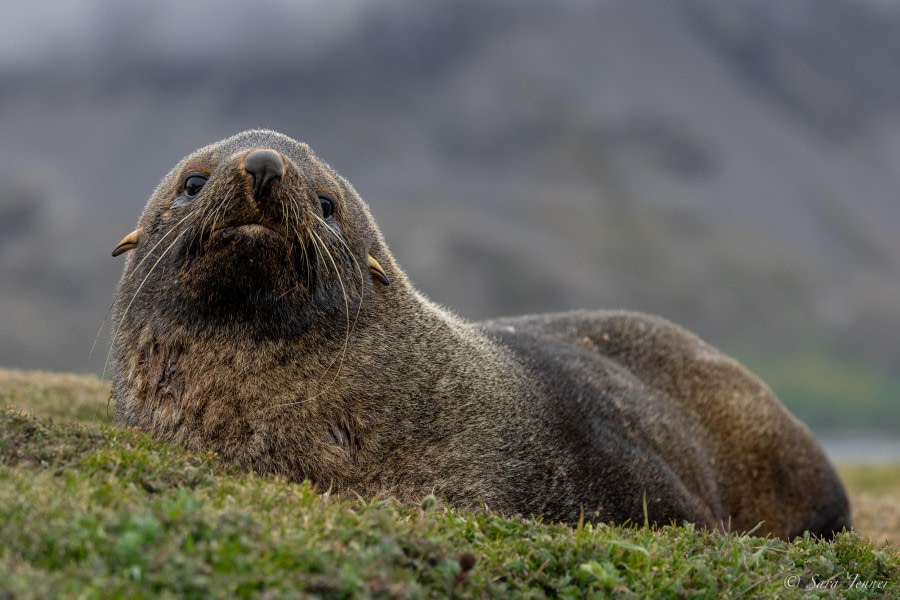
xmin=0 ymin=367 xmax=112 ymax=424
xmin=1 ymin=369 xmax=897 ymax=598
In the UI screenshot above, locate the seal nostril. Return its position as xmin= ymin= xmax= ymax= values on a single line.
xmin=244 ymin=149 xmax=285 ymax=202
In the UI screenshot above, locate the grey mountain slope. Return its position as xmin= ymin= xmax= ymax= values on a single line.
xmin=0 ymin=0 xmax=897 ymax=395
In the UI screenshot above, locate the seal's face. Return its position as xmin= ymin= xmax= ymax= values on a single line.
xmin=114 ymin=130 xmax=386 ymax=339
xmin=110 ymin=131 xmax=394 ymax=470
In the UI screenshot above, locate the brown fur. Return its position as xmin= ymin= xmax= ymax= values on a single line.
xmin=111 ymin=129 xmax=850 ymax=539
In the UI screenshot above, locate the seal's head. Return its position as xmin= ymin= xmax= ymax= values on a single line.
xmin=110 ymin=130 xmax=396 ymax=476
xmin=113 ymin=129 xmax=391 ymax=338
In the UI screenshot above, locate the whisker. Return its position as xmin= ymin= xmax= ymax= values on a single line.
xmin=313 ymin=213 xmax=366 ymax=307
xmin=303 ymin=228 xmax=355 ymax=403
xmin=184 ymin=198 xmax=211 ymax=254
xmin=273 ymin=230 xmax=341 ymax=408
xmin=275 ymin=283 xmax=300 ymax=301
xmin=289 ymin=197 xmax=313 ymax=291
xmin=129 ymin=211 xmax=196 ymax=279
xmin=275 ymin=197 xmax=305 ymax=303
xmin=89 ymin=295 xmax=118 ymax=361
xmin=95 ymin=210 xmax=197 ymax=370
xmin=208 ymin=194 xmax=232 ymax=244
xmin=280 ymin=191 xmax=290 ymax=236
xmin=312 ymin=213 xmax=366 ymax=350
xmin=103 ymin=227 xmax=190 ymax=381
xmin=271 ymin=208 xmax=372 ymax=410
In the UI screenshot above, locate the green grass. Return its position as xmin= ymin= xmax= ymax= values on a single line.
xmin=1 ymin=409 xmax=897 ymax=598
xmin=0 ymin=367 xmax=112 ymax=424
xmin=1 ymin=368 xmax=899 ymax=598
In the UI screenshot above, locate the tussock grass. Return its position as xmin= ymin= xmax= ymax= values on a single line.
xmin=1 ymin=368 xmax=898 ymax=597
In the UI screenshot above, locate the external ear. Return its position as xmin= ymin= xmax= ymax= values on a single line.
xmin=367 ymin=254 xmax=389 ymax=286
xmin=112 ymin=228 xmax=142 ymax=257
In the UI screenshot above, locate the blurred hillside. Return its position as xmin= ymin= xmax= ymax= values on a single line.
xmin=0 ymin=0 xmax=898 ymax=433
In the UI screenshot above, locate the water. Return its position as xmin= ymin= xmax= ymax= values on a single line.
xmin=819 ymin=436 xmax=900 ymax=464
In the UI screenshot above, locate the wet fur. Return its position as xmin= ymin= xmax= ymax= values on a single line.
xmin=112 ymin=130 xmax=850 ymax=540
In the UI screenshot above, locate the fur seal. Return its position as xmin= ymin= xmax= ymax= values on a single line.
xmin=110 ymin=129 xmax=849 ymax=540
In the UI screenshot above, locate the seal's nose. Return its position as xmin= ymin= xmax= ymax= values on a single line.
xmin=244 ymin=149 xmax=284 ymax=202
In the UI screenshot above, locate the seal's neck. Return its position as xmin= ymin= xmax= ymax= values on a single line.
xmin=352 ymin=288 xmax=524 ymax=426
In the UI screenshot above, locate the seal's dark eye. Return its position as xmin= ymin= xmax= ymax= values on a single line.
xmin=184 ymin=174 xmax=208 ymax=197
xmin=319 ymin=195 xmax=335 ymax=219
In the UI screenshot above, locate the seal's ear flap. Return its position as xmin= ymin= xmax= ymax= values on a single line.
xmin=112 ymin=228 xmax=142 ymax=257
xmin=368 ymin=254 xmax=389 ymax=286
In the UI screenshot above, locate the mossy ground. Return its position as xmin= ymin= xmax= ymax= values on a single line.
xmin=1 ymin=368 xmax=897 ymax=598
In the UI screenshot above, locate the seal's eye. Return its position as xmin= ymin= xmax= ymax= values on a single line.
xmin=319 ymin=195 xmax=335 ymax=219
xmin=184 ymin=174 xmax=208 ymax=197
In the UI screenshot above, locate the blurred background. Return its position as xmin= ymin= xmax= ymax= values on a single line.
xmin=0 ymin=0 xmax=898 ymax=451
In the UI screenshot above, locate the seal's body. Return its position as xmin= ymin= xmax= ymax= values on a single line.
xmin=111 ymin=130 xmax=849 ymax=539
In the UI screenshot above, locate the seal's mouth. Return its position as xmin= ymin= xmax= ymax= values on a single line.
xmin=194 ymin=218 xmax=317 ymax=291
xmin=212 ymin=221 xmax=293 ymax=241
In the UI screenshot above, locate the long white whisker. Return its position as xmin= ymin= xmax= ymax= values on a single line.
xmin=303 ymin=229 xmax=353 ymax=403
xmin=103 ymin=227 xmax=190 ymax=381
xmin=97 ymin=209 xmax=196 ymax=372
xmin=129 ymin=211 xmax=196 ymax=279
